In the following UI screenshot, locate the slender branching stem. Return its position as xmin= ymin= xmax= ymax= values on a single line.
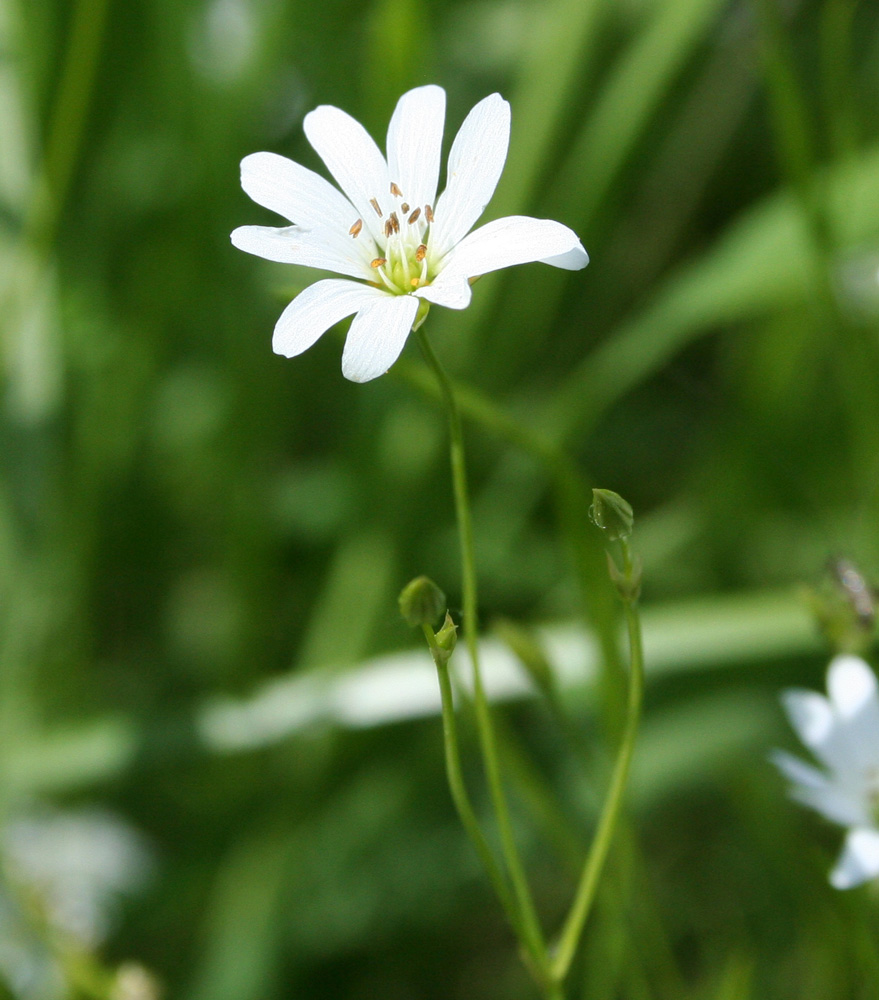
xmin=550 ymin=540 xmax=645 ymax=983
xmin=420 ymin=624 xmax=523 ymax=938
xmin=417 ymin=328 xmax=548 ymax=972
xmin=392 ymin=358 xmax=624 ymax=722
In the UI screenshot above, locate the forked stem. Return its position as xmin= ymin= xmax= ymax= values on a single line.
xmin=420 ymin=623 xmax=523 ymax=939
xmin=417 ymin=328 xmax=548 ymax=976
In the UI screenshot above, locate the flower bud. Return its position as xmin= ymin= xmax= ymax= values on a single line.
xmin=435 ymin=612 xmax=458 ymax=654
xmin=589 ymin=489 xmax=634 ymax=541
xmin=399 ymin=575 xmax=446 ymax=628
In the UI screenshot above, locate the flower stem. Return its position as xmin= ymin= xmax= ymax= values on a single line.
xmin=549 ymin=539 xmax=645 ymax=983
xmin=417 ymin=328 xmax=548 ymax=972
xmin=392 ymin=358 xmax=624 ymax=727
xmin=420 ymin=624 xmax=524 ymax=938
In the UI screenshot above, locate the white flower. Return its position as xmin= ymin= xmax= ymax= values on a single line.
xmin=3 ymin=808 xmax=150 ymax=947
xmin=0 ymin=808 xmax=150 ymax=1000
xmin=773 ymin=654 xmax=879 ymax=889
xmin=231 ymin=85 xmax=588 ymax=382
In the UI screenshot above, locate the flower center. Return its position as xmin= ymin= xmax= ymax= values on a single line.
xmin=349 ymin=183 xmax=436 ymax=295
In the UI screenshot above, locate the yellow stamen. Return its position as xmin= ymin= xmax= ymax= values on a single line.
xmin=371 ymin=258 xmax=387 ymax=268
xmin=348 ymin=219 xmax=363 ymax=237
xmin=390 ymin=182 xmax=403 ymax=197
xmin=370 ymin=198 xmax=382 ymax=217
xmin=407 ymin=207 xmax=421 ymax=225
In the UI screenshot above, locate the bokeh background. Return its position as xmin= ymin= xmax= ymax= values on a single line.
xmin=3 ymin=0 xmax=879 ymax=996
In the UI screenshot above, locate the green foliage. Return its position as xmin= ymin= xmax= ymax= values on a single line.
xmin=2 ymin=0 xmax=879 ymax=996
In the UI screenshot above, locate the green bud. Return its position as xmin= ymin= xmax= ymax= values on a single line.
xmin=435 ymin=612 xmax=458 ymax=654
xmin=399 ymin=575 xmax=446 ymax=628
xmin=589 ymin=489 xmax=634 ymax=541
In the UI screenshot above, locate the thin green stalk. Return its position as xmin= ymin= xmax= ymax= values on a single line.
xmin=550 ymin=543 xmax=645 ymax=983
xmin=420 ymin=624 xmax=523 ymax=939
xmin=417 ymin=328 xmax=548 ymax=971
xmin=552 ymin=463 xmax=626 ymax=734
xmin=392 ymin=358 xmax=624 ymax=723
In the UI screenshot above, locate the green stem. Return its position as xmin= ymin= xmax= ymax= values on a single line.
xmin=393 ymin=358 xmax=624 ymax=724
xmin=550 ymin=544 xmax=645 ymax=983
xmin=553 ymin=464 xmax=626 ymax=735
xmin=421 ymin=624 xmax=523 ymax=938
xmin=417 ymin=329 xmax=548 ymax=971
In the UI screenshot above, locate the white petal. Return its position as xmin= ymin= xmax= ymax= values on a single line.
xmin=304 ymin=105 xmax=390 ymax=244
xmin=271 ymin=279 xmax=384 ymax=358
xmin=782 ymin=689 xmax=834 ymax=746
xmin=781 ymin=689 xmax=852 ymax=773
xmin=830 ymin=827 xmax=879 ymax=889
xmin=341 ymin=294 xmax=419 ymax=383
xmin=772 ymin=751 xmax=868 ymax=827
xmin=772 ymin=749 xmax=830 ymax=790
xmin=386 ymin=85 xmax=446 ymax=215
xmin=828 ymin=655 xmax=879 ymax=772
xmin=438 ymin=216 xmax=588 ymax=280
xmin=431 ymin=93 xmax=510 ymax=259
xmin=240 ymin=152 xmax=356 ymax=231
xmin=542 ymin=245 xmax=591 ymax=271
xmin=828 ymin=655 xmax=879 ymax=718
xmin=793 ymin=786 xmax=870 ymax=828
xmin=414 ymin=276 xmax=472 ymax=310
xmin=231 ymin=225 xmax=372 ymax=281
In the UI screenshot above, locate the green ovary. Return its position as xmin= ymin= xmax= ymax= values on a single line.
xmin=379 ymin=242 xmax=434 ymax=295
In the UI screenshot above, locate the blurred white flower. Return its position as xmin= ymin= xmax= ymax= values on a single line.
xmin=189 ymin=0 xmax=258 ymax=85
xmin=232 ymin=85 xmax=588 ymax=382
xmin=773 ymin=654 xmax=879 ymax=889
xmin=3 ymin=808 xmax=149 ymax=948
xmin=0 ymin=807 xmax=151 ymax=1000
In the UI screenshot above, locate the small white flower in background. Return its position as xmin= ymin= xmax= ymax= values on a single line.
xmin=232 ymin=85 xmax=588 ymax=382
xmin=3 ymin=808 xmax=150 ymax=948
xmin=773 ymin=654 xmax=879 ymax=889
xmin=0 ymin=808 xmax=151 ymax=1000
